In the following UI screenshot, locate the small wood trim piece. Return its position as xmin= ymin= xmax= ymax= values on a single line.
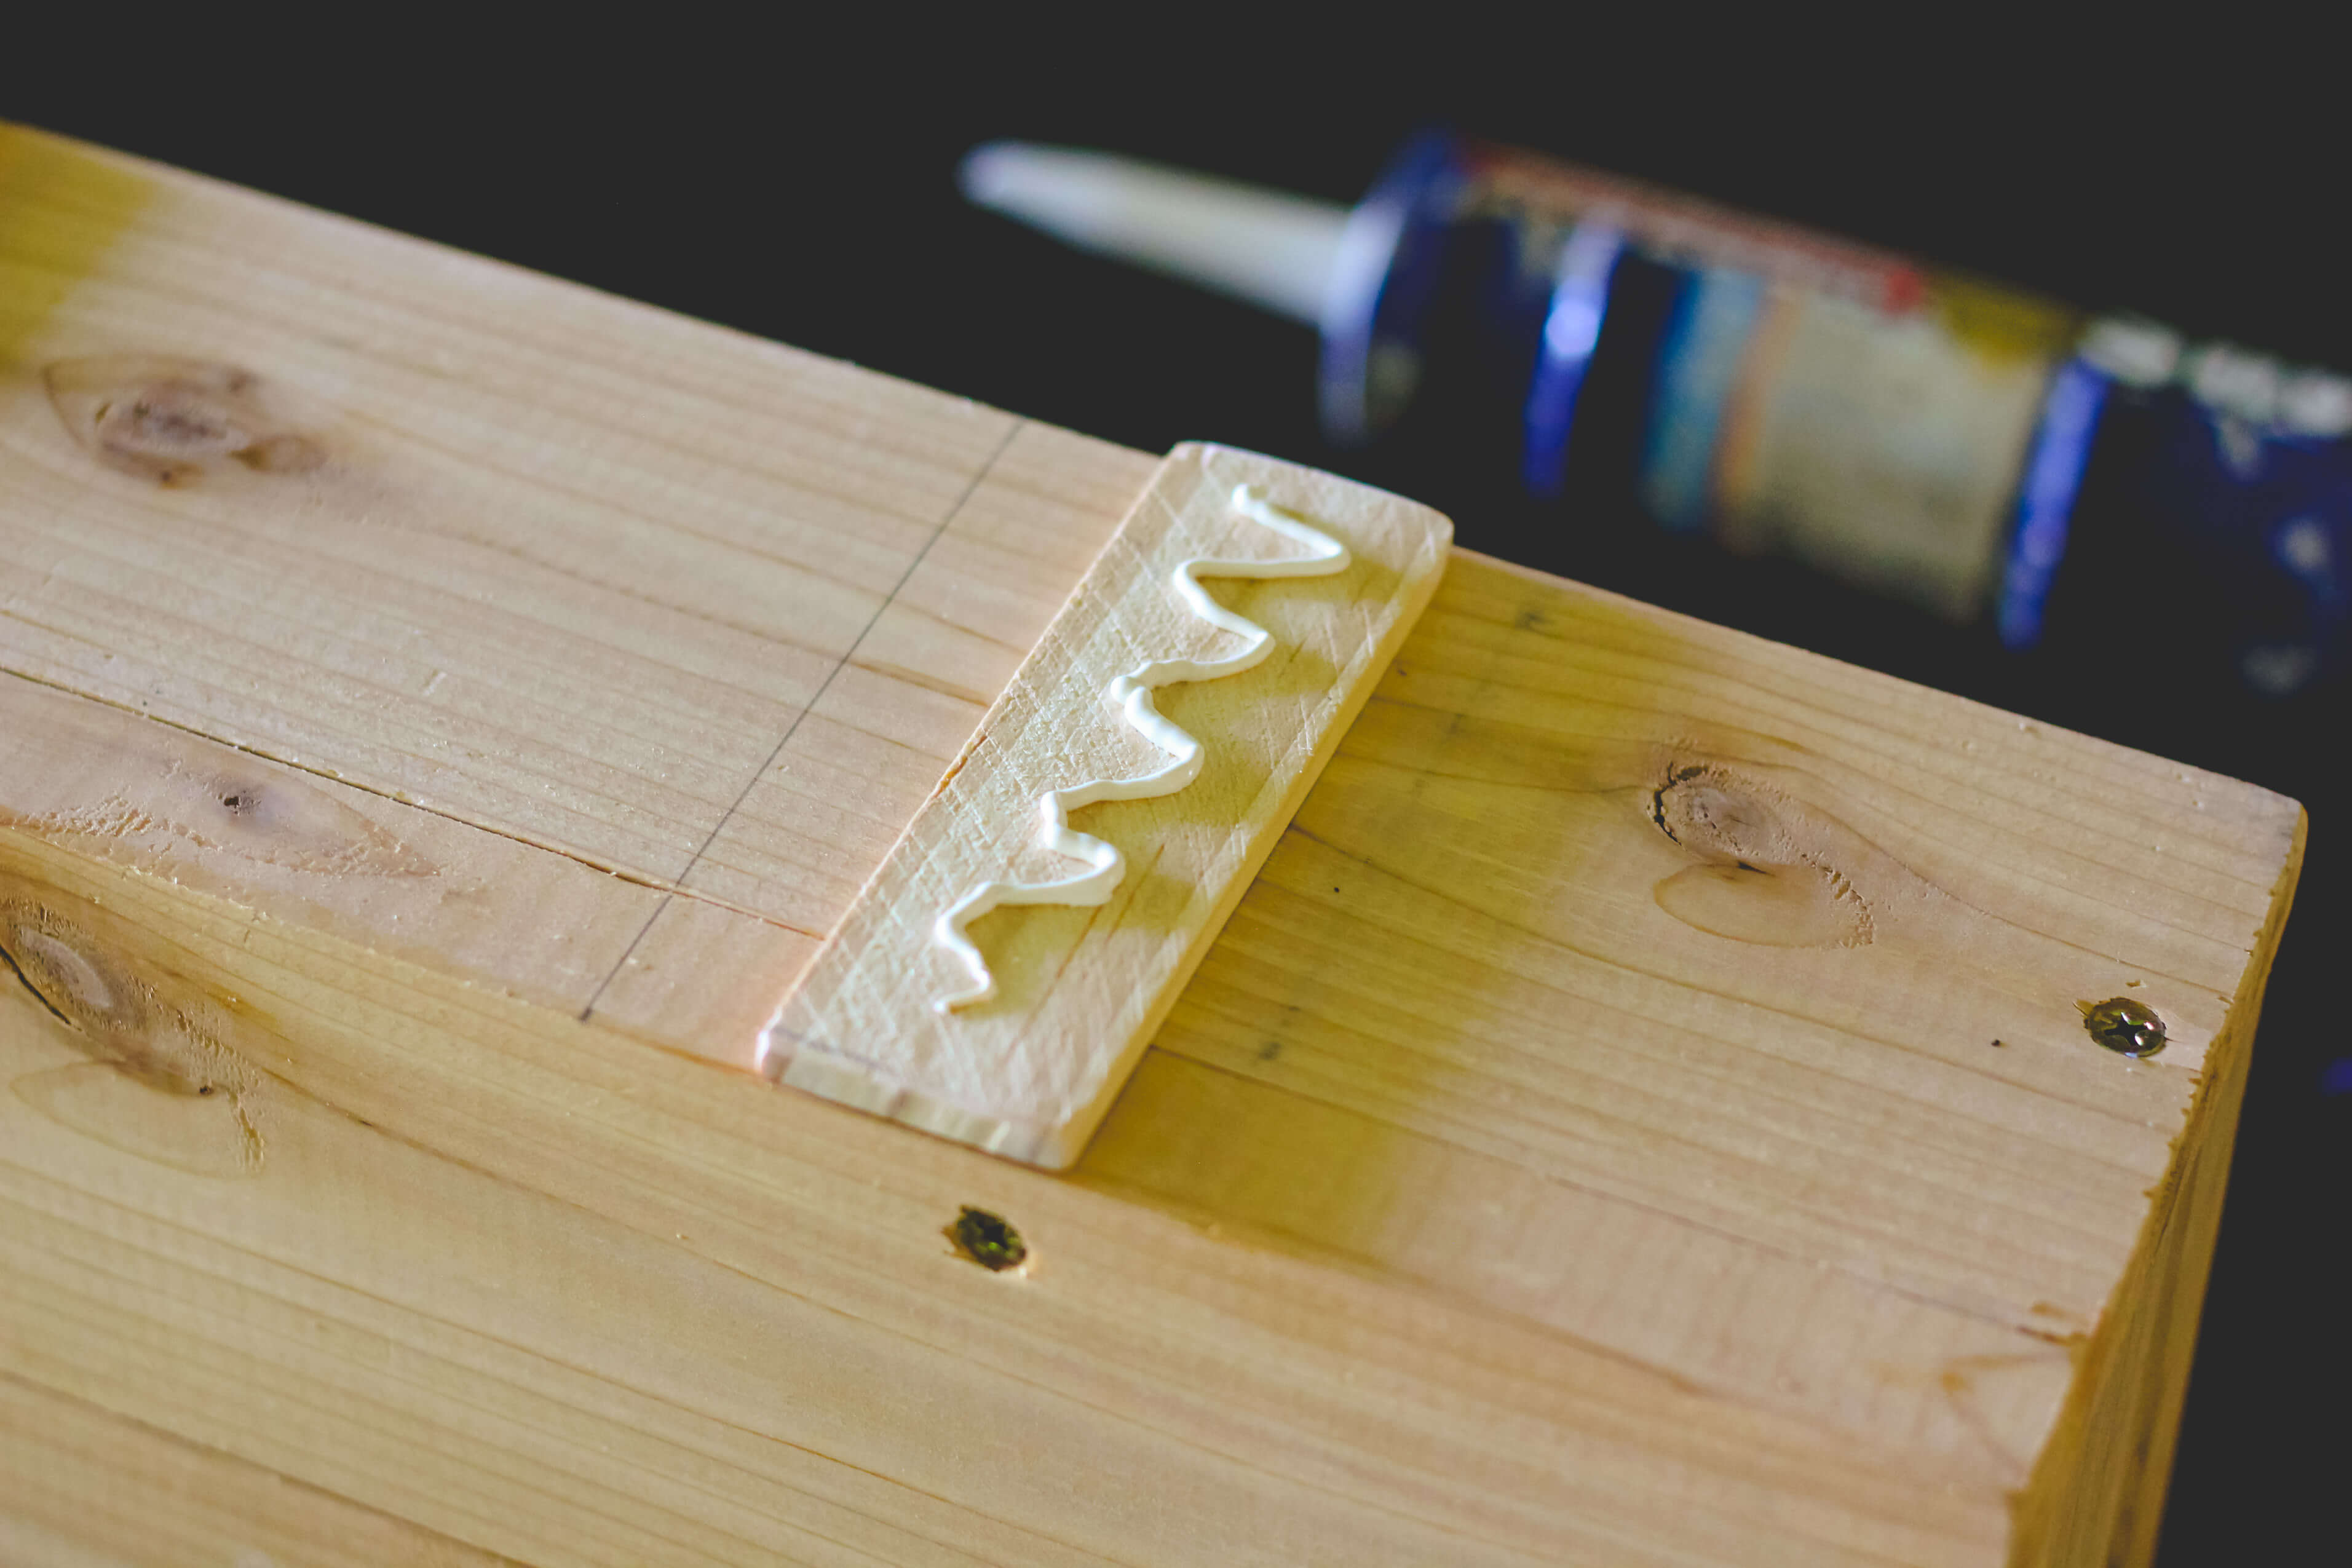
xmin=761 ymin=443 xmax=1452 ymax=1166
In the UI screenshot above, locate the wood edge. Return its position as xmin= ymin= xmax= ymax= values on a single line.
xmin=2006 ymin=804 xmax=2308 ymax=1566
xmin=777 ymin=1045 xmax=1055 ymax=1162
xmin=1445 ymin=546 xmax=2304 ymax=813
xmin=0 ymin=116 xmax=1030 ymax=464
xmin=1171 ymin=439 xmax=1460 ymax=547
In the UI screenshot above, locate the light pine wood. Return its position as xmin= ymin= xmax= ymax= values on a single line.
xmin=0 ymin=121 xmax=2307 ymax=1566
xmin=772 ymin=443 xmax=1449 ymax=1165
xmin=0 ymin=1372 xmax=517 ymax=1566
xmin=1 ymin=118 xmax=1037 ymax=900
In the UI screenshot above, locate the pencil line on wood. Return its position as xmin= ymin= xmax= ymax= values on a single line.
xmin=580 ymin=418 xmax=1030 ymax=1023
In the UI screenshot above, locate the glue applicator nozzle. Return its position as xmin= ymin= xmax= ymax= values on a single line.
xmin=958 ymin=141 xmax=1348 ymax=328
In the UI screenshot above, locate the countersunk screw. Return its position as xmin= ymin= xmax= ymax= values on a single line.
xmin=952 ymin=1206 xmax=1029 ymax=1272
xmin=2081 ymin=997 xmax=2168 ymax=1058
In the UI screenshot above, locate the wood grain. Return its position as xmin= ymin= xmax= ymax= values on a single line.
xmin=770 ymin=443 xmax=1449 ymax=1166
xmin=589 ymin=424 xmax=1164 ymax=1059
xmin=0 ymin=120 xmax=2306 ymax=1566
xmin=1 ymin=117 xmax=1031 ymax=897
xmin=0 ymin=1372 xmax=518 ymax=1566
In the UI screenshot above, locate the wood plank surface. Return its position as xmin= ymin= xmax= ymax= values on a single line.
xmin=0 ymin=1372 xmax=518 ymax=1566
xmin=0 ymin=121 xmax=2306 ymax=1566
xmin=771 ymin=444 xmax=1449 ymax=1165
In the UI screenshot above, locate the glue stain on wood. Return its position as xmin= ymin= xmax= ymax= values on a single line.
xmin=42 ymin=355 xmax=326 ymax=486
xmin=2 ymin=899 xmax=266 ymax=1175
xmin=1647 ymin=761 xmax=1875 ymax=948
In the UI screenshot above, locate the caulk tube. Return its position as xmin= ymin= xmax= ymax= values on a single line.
xmin=1436 ymin=139 xmax=2352 ymax=692
xmin=1308 ymin=131 xmax=1470 ymax=446
xmin=2037 ymin=326 xmax=2352 ymax=697
xmin=962 ymin=135 xmax=2352 ymax=696
xmin=960 ymin=133 xmax=1487 ymax=447
xmin=1433 ymin=134 xmax=2090 ymax=623
xmin=957 ymin=141 xmax=1352 ymax=326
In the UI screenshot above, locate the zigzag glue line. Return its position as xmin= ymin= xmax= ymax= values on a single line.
xmin=930 ymin=483 xmax=1348 ymax=1013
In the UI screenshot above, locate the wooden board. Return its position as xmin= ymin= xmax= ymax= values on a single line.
xmin=0 ymin=121 xmax=2306 ymax=1566
xmin=770 ymin=443 xmax=1449 ymax=1165
xmin=0 ymin=1372 xmax=515 ymax=1567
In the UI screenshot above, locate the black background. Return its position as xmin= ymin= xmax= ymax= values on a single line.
xmin=10 ymin=20 xmax=2343 ymax=1560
